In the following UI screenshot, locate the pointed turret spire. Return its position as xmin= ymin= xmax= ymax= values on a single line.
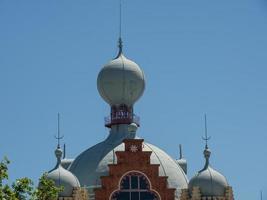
xmin=116 ymin=0 xmax=123 ymax=58
xmin=201 ymin=114 xmax=211 ymax=170
xmin=53 ymin=113 xmax=65 ymax=170
xmin=55 ymin=113 xmax=64 ymax=149
xmin=202 ymin=114 xmax=211 ymax=150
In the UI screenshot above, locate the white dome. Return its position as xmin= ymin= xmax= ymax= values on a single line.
xmin=97 ymin=53 xmax=145 ymax=106
xmin=47 ymin=166 xmax=80 ymax=197
xmin=69 ymin=125 xmax=188 ymax=199
xmin=188 ymin=148 xmax=228 ymax=197
xmin=189 ymin=166 xmax=228 ymax=196
xmin=47 ymin=148 xmax=80 ymax=197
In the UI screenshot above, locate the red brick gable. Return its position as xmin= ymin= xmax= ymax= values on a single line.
xmin=94 ymin=139 xmax=176 ymax=200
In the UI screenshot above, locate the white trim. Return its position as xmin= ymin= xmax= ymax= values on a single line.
xmin=109 ymin=170 xmax=161 ymax=200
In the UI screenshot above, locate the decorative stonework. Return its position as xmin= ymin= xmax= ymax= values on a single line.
xmin=94 ymin=139 xmax=176 ymax=200
xmin=130 ymin=144 xmax=138 ymax=152
xmin=58 ymin=187 xmax=88 ymax=200
xmin=224 ymin=186 xmax=234 ymax=200
xmin=179 ymin=186 xmax=234 ymax=200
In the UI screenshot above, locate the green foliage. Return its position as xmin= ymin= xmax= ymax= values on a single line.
xmin=31 ymin=173 xmax=63 ymax=200
xmin=12 ymin=178 xmax=34 ymax=200
xmin=0 ymin=157 xmax=63 ymax=200
xmin=0 ymin=157 xmax=10 ymax=186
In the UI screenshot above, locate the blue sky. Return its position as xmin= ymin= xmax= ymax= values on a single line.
xmin=0 ymin=1 xmax=267 ymax=199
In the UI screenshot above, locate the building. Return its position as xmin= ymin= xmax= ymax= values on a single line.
xmin=44 ymin=36 xmax=234 ymax=200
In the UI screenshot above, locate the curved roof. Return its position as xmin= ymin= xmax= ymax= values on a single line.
xmin=97 ymin=53 xmax=145 ymax=106
xmin=189 ymin=166 xmax=228 ymax=196
xmin=188 ymin=148 xmax=228 ymax=197
xmin=47 ymin=148 xmax=80 ymax=197
xmin=69 ymin=124 xmax=188 ymax=199
xmin=61 ymin=158 xmax=74 ymax=169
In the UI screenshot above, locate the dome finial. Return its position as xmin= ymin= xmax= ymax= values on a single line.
xmin=55 ymin=113 xmax=64 ymax=149
xmin=116 ymin=0 xmax=123 ymax=58
xmin=116 ymin=37 xmax=123 ymax=57
xmin=202 ymin=114 xmax=211 ymax=150
xmin=54 ymin=147 xmax=63 ymax=166
xmin=54 ymin=113 xmax=64 ymax=166
xmin=201 ymin=114 xmax=211 ymax=170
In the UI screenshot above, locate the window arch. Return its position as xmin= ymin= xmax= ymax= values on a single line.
xmin=110 ymin=171 xmax=160 ymax=200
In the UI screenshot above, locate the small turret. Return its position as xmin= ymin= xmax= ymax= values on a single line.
xmin=45 ymin=114 xmax=80 ymax=197
xmin=47 ymin=147 xmax=81 ymax=197
xmin=188 ymin=115 xmax=229 ymax=198
xmin=97 ymin=38 xmax=145 ymax=128
xmin=176 ymin=144 xmax=187 ymax=174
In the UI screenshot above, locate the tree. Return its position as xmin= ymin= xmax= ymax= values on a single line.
xmin=0 ymin=157 xmax=15 ymax=200
xmin=0 ymin=157 xmax=62 ymax=200
xmin=12 ymin=178 xmax=34 ymax=200
xmin=31 ymin=174 xmax=63 ymax=200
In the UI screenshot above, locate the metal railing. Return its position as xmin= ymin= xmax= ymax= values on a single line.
xmin=104 ymin=114 xmax=140 ymax=127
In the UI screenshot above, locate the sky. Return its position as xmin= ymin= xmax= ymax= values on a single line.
xmin=0 ymin=0 xmax=267 ymax=199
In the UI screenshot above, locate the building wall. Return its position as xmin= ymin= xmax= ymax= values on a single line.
xmin=94 ymin=139 xmax=176 ymax=200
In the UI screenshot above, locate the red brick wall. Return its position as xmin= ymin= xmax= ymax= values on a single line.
xmin=95 ymin=139 xmax=176 ymax=200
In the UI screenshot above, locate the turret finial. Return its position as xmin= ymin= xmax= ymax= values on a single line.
xmin=202 ymin=114 xmax=211 ymax=149
xmin=55 ymin=113 xmax=64 ymax=149
xmin=116 ymin=0 xmax=123 ymax=58
xmin=201 ymin=114 xmax=211 ymax=170
xmin=117 ymin=37 xmax=123 ymax=56
xmin=119 ymin=0 xmax=122 ymax=39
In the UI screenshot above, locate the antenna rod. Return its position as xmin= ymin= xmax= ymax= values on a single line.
xmin=116 ymin=0 xmax=123 ymax=56
xmin=261 ymin=191 xmax=263 ymax=200
xmin=58 ymin=113 xmax=61 ymax=148
xmin=202 ymin=114 xmax=211 ymax=149
xmin=55 ymin=113 xmax=64 ymax=149
xmin=205 ymin=114 xmax=208 ymax=148
xmin=119 ymin=0 xmax=122 ymax=39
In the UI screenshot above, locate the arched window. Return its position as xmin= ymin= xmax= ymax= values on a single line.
xmin=111 ymin=172 xmax=160 ymax=200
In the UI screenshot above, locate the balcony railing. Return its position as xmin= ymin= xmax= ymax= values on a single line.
xmin=104 ymin=114 xmax=140 ymax=128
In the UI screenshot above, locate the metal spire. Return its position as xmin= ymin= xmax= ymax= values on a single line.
xmin=55 ymin=113 xmax=64 ymax=149
xmin=119 ymin=0 xmax=122 ymax=40
xmin=179 ymin=144 xmax=183 ymax=159
xmin=199 ymin=114 xmax=212 ymax=171
xmin=116 ymin=0 xmax=123 ymax=57
xmin=63 ymin=143 xmax=66 ymax=159
xmin=202 ymin=114 xmax=211 ymax=149
xmin=261 ymin=191 xmax=263 ymax=200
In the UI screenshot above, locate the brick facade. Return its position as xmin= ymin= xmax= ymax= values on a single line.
xmin=94 ymin=139 xmax=176 ymax=200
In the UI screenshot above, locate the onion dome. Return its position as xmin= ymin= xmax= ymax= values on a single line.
xmin=97 ymin=38 xmax=145 ymax=107
xmin=47 ymin=147 xmax=80 ymax=197
xmin=188 ymin=147 xmax=228 ymax=197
